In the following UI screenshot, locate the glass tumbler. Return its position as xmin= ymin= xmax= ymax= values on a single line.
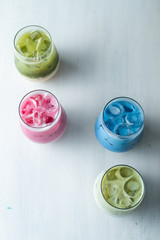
xmin=95 ymin=97 xmax=144 ymax=152
xmin=93 ymin=165 xmax=145 ymax=216
xmin=19 ymin=90 xmax=67 ymax=143
xmin=14 ymin=25 xmax=60 ymax=81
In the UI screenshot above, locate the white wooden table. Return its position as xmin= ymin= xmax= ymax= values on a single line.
xmin=0 ymin=0 xmax=160 ymax=239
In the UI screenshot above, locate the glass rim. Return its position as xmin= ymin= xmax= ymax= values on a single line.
xmin=14 ymin=25 xmax=53 ymax=61
xmin=100 ymin=164 xmax=145 ymax=211
xmin=18 ymin=89 xmax=61 ymax=130
xmin=102 ymin=96 xmax=145 ymax=138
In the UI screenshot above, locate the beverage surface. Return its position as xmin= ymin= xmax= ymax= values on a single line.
xmin=101 ymin=166 xmax=143 ymax=209
xmin=15 ymin=30 xmax=51 ymax=59
xmin=103 ymin=99 xmax=144 ymax=136
xmin=20 ymin=93 xmax=59 ymax=127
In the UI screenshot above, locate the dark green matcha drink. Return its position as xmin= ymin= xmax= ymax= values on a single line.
xmin=14 ymin=25 xmax=59 ymax=81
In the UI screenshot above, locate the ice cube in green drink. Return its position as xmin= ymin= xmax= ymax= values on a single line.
xmin=29 ymin=31 xmax=42 ymax=41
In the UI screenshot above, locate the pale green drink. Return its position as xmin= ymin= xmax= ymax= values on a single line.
xmin=94 ymin=165 xmax=145 ymax=216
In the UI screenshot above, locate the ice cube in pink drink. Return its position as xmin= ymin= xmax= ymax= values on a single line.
xmin=30 ymin=94 xmax=43 ymax=107
xmin=21 ymin=99 xmax=35 ymax=116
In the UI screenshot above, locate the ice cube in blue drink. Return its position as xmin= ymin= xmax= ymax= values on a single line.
xmin=105 ymin=102 xmax=123 ymax=117
xmin=126 ymin=112 xmax=143 ymax=129
xmin=114 ymin=114 xmax=125 ymax=125
xmin=114 ymin=123 xmax=130 ymax=136
xmin=105 ymin=118 xmax=115 ymax=132
xmin=120 ymin=101 xmax=135 ymax=113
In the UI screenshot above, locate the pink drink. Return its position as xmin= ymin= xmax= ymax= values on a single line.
xmin=19 ymin=90 xmax=67 ymax=143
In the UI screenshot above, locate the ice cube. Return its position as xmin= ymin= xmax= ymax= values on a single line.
xmin=25 ymin=116 xmax=34 ymax=126
xmin=29 ymin=31 xmax=42 ymax=41
xmin=37 ymin=38 xmax=50 ymax=51
xmin=114 ymin=123 xmax=130 ymax=136
xmin=42 ymin=95 xmax=58 ymax=113
xmin=39 ymin=112 xmax=54 ymax=126
xmin=126 ymin=112 xmax=143 ymax=128
xmin=114 ymin=115 xmax=125 ymax=126
xmin=33 ymin=111 xmax=40 ymax=126
xmin=121 ymin=101 xmax=135 ymax=113
xmin=120 ymin=167 xmax=133 ymax=178
xmin=30 ymin=94 xmax=43 ymax=107
xmin=124 ymin=178 xmax=141 ymax=197
xmin=103 ymin=183 xmax=121 ymax=198
xmin=105 ymin=102 xmax=123 ymax=117
xmin=20 ymin=45 xmax=27 ymax=53
xmin=25 ymin=38 xmax=37 ymax=54
xmin=16 ymin=44 xmax=28 ymax=55
xmin=21 ymin=99 xmax=36 ymax=116
xmin=106 ymin=169 xmax=118 ymax=181
xmin=44 ymin=39 xmax=51 ymax=49
xmin=127 ymin=127 xmax=135 ymax=135
xmin=104 ymin=118 xmax=115 ymax=131
xmin=29 ymin=97 xmax=37 ymax=106
xmin=40 ymin=112 xmax=47 ymax=125
xmin=126 ymin=180 xmax=140 ymax=191
xmin=115 ymin=194 xmax=132 ymax=208
xmin=109 ymin=106 xmax=120 ymax=115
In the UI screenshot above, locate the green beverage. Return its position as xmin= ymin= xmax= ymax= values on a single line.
xmin=94 ymin=165 xmax=145 ymax=216
xmin=14 ymin=25 xmax=59 ymax=81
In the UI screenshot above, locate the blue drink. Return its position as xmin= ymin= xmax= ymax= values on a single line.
xmin=95 ymin=97 xmax=144 ymax=152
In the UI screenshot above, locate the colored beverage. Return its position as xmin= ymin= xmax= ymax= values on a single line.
xmin=19 ymin=90 xmax=67 ymax=143
xmin=14 ymin=25 xmax=59 ymax=81
xmin=95 ymin=97 xmax=144 ymax=152
xmin=94 ymin=165 xmax=145 ymax=216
